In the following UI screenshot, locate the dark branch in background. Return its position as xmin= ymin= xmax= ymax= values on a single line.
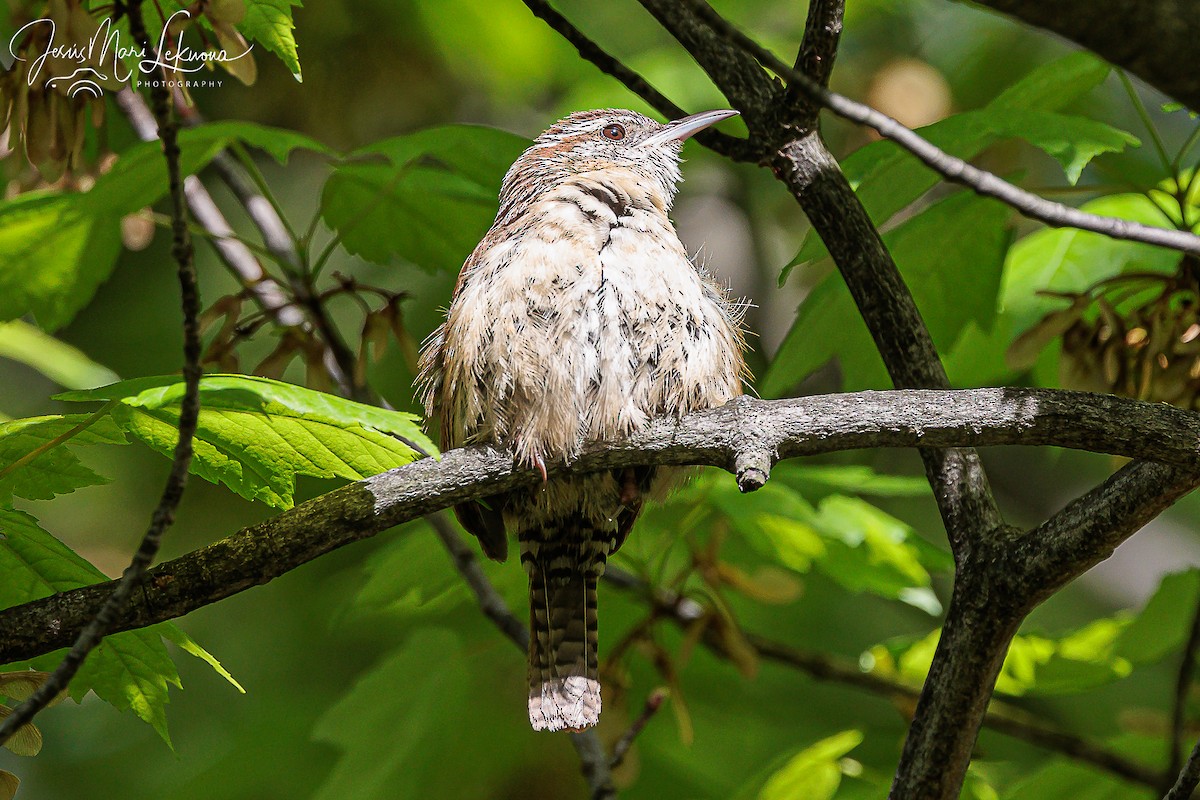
xmin=1167 ymin=596 xmax=1200 ymax=790
xmin=429 ymin=514 xmax=615 ymax=799
xmin=2 ymin=387 xmax=1199 ymax=665
xmin=114 ymin=89 xmax=307 ymax=330
xmin=600 ymin=567 xmax=1164 ymax=789
xmin=0 ymin=3 xmax=203 ymax=746
xmin=686 ymin=0 xmax=1200 ymax=255
xmin=518 ymin=0 xmax=754 ymax=161
xmin=967 ymin=0 xmax=1200 ymax=113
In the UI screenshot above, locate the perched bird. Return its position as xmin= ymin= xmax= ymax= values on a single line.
xmin=418 ymin=108 xmax=748 ymax=732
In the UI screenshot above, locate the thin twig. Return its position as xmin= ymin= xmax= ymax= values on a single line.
xmin=609 ymin=687 xmax=668 ymax=769
xmin=1168 ymin=593 xmax=1200 ymax=784
xmin=684 ymin=0 xmax=1200 ymax=256
xmin=519 ymin=0 xmax=755 ymax=161
xmin=602 ymin=568 xmax=1164 ymax=789
xmin=0 ymin=1 xmax=202 ymax=746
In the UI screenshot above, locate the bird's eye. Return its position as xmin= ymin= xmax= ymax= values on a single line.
xmin=601 ymin=124 xmax=626 ymax=141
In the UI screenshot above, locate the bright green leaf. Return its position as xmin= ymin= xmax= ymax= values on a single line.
xmin=240 ymin=0 xmax=304 ymax=80
xmin=757 ymin=730 xmax=864 ymax=800
xmin=0 ymin=122 xmax=329 ymax=330
xmin=0 ymin=414 xmax=127 ymax=504
xmin=59 ymin=375 xmax=436 ymax=508
xmin=0 ymin=508 xmax=205 ymax=744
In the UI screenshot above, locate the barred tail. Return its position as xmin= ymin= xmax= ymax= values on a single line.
xmin=521 ymin=520 xmax=609 ymax=732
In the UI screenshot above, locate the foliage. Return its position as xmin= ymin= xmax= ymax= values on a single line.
xmin=0 ymin=1 xmax=1199 ymax=799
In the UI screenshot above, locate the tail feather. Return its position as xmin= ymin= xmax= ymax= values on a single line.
xmin=522 ymin=519 xmax=610 ymax=732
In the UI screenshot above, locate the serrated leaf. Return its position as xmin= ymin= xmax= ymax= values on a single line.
xmin=767 ymin=192 xmax=1011 ymax=395
xmin=240 ymin=0 xmax=303 ymax=80
xmin=0 ymin=414 xmax=128 ymax=504
xmin=159 ymin=625 xmax=245 ymax=693
xmin=73 ymin=627 xmax=182 ymax=747
xmin=320 ymin=125 xmax=528 ymax=272
xmin=0 ymin=508 xmax=194 ymax=743
xmin=1114 ymin=570 xmax=1200 ymax=664
xmin=988 ymin=52 xmax=1110 ymax=112
xmin=311 ymin=629 xmax=468 ymax=800
xmin=59 ymin=375 xmax=436 ymax=509
xmin=698 ymin=477 xmax=939 ymax=612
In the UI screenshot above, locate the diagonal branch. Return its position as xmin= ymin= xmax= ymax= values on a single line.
xmin=518 ymin=0 xmax=754 ymax=161
xmin=1 ymin=388 xmax=1198 ymax=665
xmin=687 ymin=0 xmax=1200 ymax=255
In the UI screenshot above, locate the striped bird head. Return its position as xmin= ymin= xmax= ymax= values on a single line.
xmin=496 ymin=108 xmax=738 ymax=222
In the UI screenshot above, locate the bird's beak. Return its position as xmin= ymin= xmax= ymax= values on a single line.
xmin=636 ymin=109 xmax=740 ymax=149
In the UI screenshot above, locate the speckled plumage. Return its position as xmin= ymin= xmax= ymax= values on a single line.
xmin=418 ymin=108 xmax=747 ymax=732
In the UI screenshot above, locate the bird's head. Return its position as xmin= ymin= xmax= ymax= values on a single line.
xmin=497 ymin=108 xmax=738 ymax=222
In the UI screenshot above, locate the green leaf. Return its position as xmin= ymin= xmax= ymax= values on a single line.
xmin=59 ymin=375 xmax=436 ymax=509
xmin=698 ymin=477 xmax=940 ymax=613
xmin=0 ymin=122 xmax=329 ymax=330
xmin=311 ymin=627 xmax=530 ymax=800
xmin=159 ymin=625 xmax=245 ymax=694
xmin=779 ymin=53 xmax=1114 ymax=285
xmin=0 ymin=192 xmax=124 ymax=330
xmin=773 ymin=464 xmax=931 ymax=498
xmin=1000 ymin=734 xmax=1162 ymax=799
xmin=0 ymin=414 xmax=128 ymax=504
xmin=991 ymin=110 xmax=1139 ymax=184
xmin=988 ymin=52 xmax=1111 ymax=112
xmin=0 ymin=321 xmax=120 ymax=389
xmin=1114 ymin=570 xmax=1200 ymax=664
xmin=0 ymin=508 xmax=191 ymax=744
xmin=240 ymin=0 xmax=304 ymax=80
xmin=766 ymin=192 xmax=1011 ymax=395
xmin=1000 ymin=193 xmax=1178 ymax=332
xmin=320 ymin=125 xmax=528 ymax=271
xmin=72 ymin=627 xmax=182 ymax=747
xmin=756 ymin=730 xmax=864 ymax=800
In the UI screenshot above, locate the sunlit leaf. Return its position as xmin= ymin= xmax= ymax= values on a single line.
xmin=755 ymin=730 xmax=864 ymax=800
xmin=240 ymin=0 xmax=303 ymax=80
xmin=58 ymin=374 xmax=436 ymax=509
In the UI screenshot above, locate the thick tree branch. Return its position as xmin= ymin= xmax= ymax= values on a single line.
xmin=791 ymin=0 xmax=845 ymax=115
xmin=690 ymin=0 xmax=1200 ymax=255
xmin=772 ymin=133 xmax=1002 ymax=552
xmin=964 ymin=0 xmax=1200 ymax=113
xmin=1 ymin=388 xmax=1197 ymax=665
xmin=518 ymin=0 xmax=754 ymax=161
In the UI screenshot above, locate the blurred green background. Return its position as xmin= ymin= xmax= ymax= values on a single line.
xmin=2 ymin=0 xmax=1200 ymax=798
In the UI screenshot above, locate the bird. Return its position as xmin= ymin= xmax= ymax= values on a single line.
xmin=418 ymin=107 xmax=748 ymax=732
